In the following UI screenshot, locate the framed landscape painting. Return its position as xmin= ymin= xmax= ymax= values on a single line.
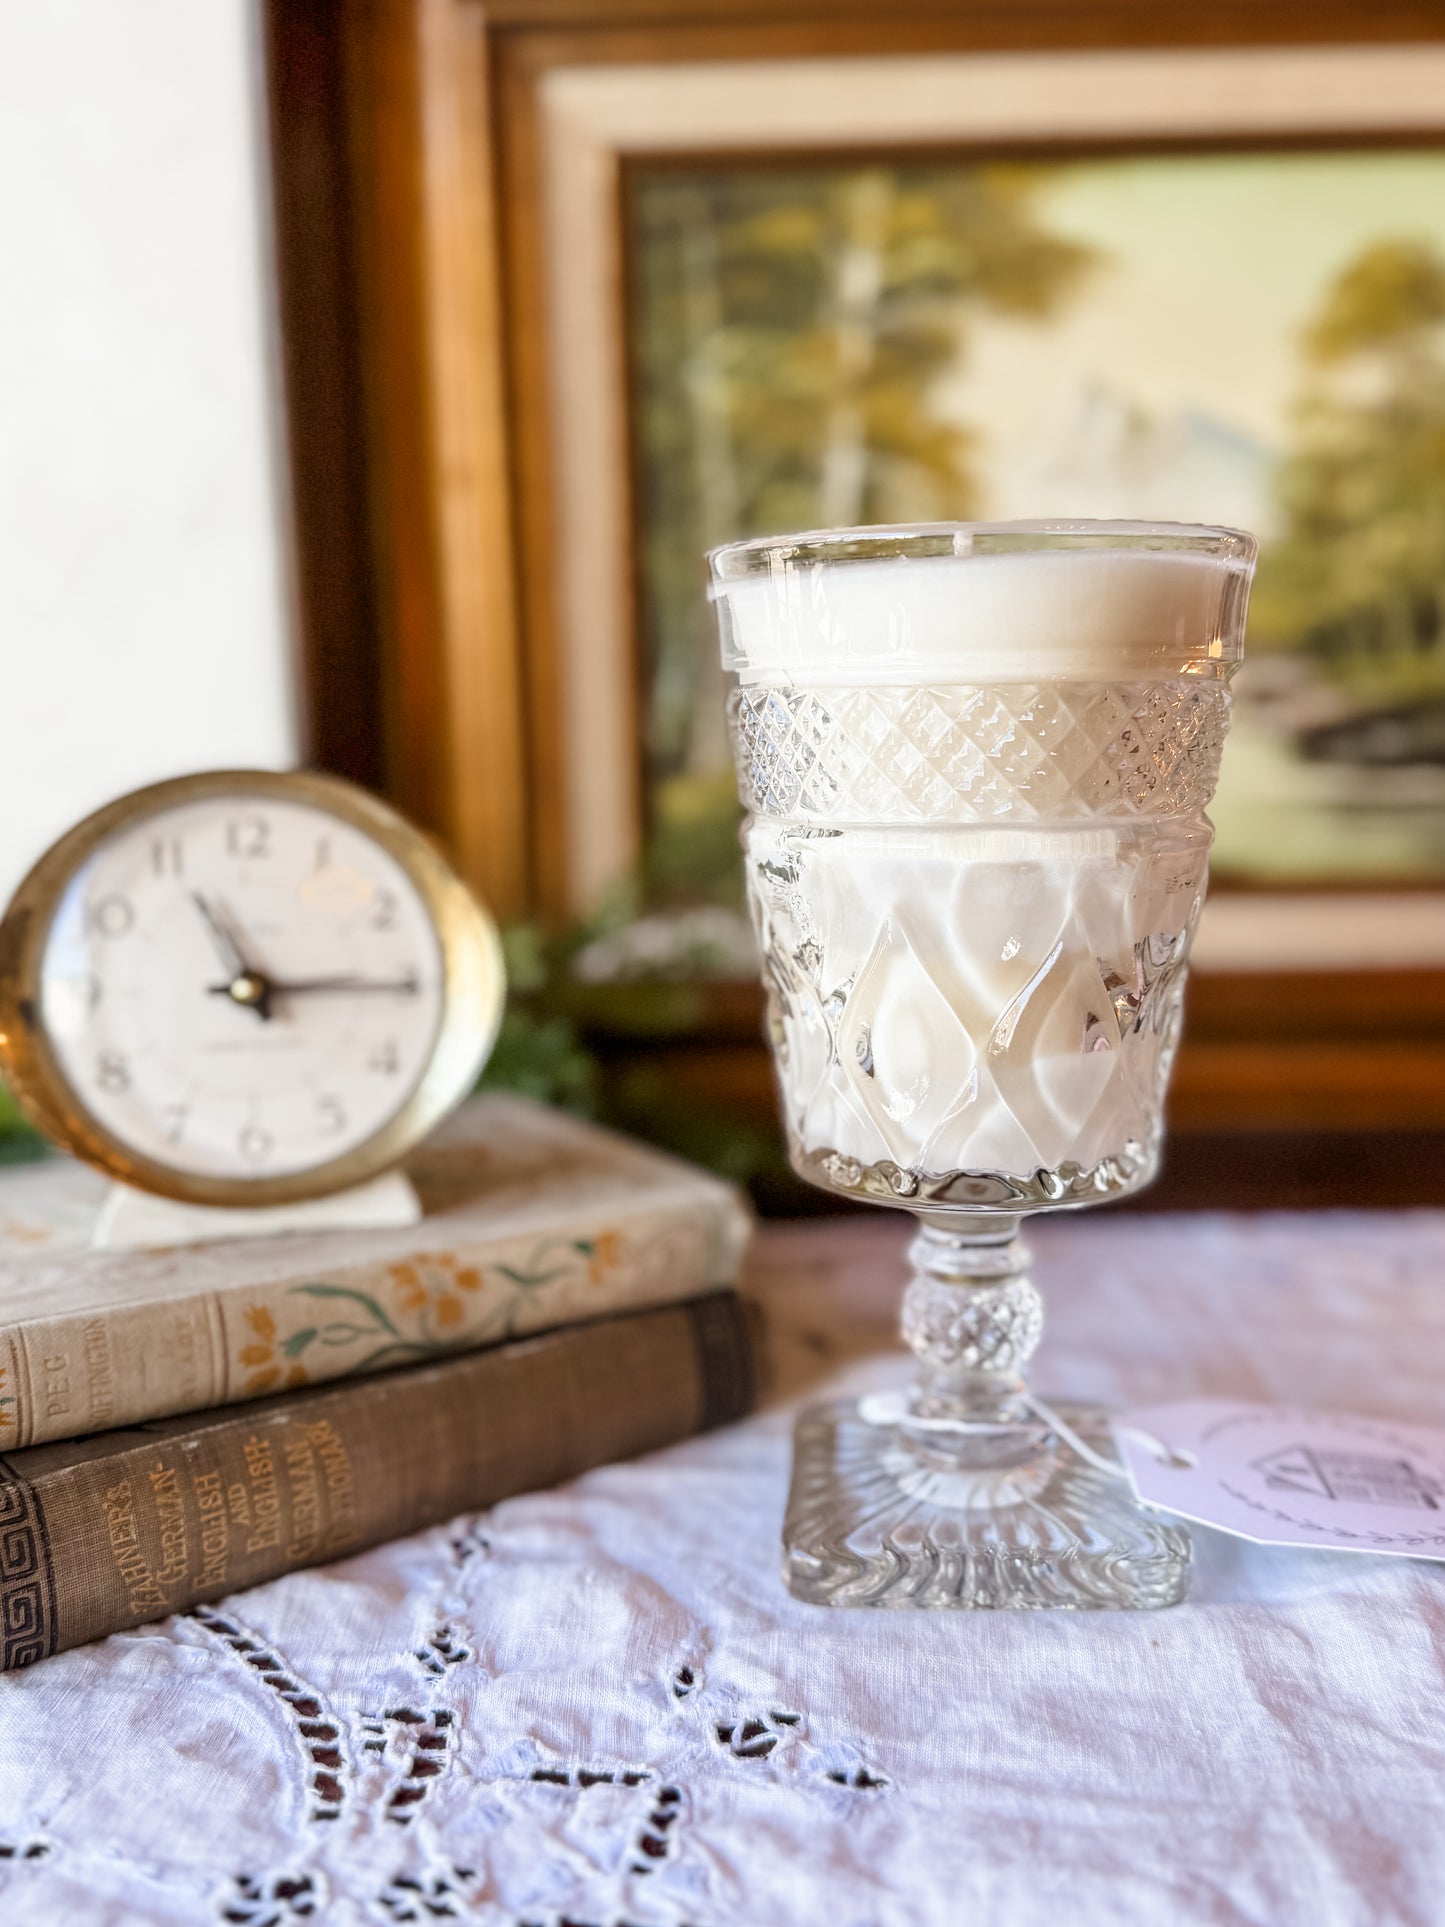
xmin=629 ymin=147 xmax=1445 ymax=907
xmin=527 ymin=41 xmax=1445 ymax=961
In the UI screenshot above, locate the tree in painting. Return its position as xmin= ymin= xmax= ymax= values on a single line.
xmin=632 ymin=164 xmax=1095 ymax=898
xmin=1253 ymin=239 xmax=1445 ymax=765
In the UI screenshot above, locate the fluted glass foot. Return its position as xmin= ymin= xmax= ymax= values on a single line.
xmin=783 ymin=1398 xmax=1191 ymax=1610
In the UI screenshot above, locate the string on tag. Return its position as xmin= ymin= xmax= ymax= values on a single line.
xmin=1020 ymin=1392 xmax=1126 ymax=1479
xmin=856 ymin=1388 xmax=1187 ymax=1480
xmin=1022 ymin=1392 xmax=1192 ymax=1479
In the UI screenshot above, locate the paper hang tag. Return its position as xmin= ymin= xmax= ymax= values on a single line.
xmin=1111 ymin=1400 xmax=1445 ymax=1561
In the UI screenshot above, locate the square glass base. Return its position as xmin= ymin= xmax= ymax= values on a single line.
xmin=784 ymin=1398 xmax=1191 ymax=1610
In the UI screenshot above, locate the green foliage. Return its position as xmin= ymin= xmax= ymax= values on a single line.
xmin=476 ymin=924 xmax=608 ymax=1117
xmin=0 ymin=1082 xmax=47 ymax=1166
xmin=1253 ymin=239 xmax=1445 ymax=709
xmin=1303 ymin=240 xmax=1445 ymax=365
xmin=476 ymin=1005 xmax=600 ymax=1117
xmin=605 ymin=1059 xmax=793 ymax=1198
xmin=476 ymin=921 xmax=798 ymax=1203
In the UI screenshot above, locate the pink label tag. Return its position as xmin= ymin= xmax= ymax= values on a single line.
xmin=1112 ymin=1400 xmax=1445 ymax=1559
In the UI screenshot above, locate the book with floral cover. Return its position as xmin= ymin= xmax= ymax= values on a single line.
xmin=0 ymin=1096 xmax=751 ymax=1448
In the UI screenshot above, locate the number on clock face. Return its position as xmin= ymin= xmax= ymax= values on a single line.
xmin=36 ymin=794 xmax=445 ymax=1180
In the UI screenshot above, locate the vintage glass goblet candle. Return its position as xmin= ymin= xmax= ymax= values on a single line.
xmin=711 ymin=522 xmax=1255 ymax=1610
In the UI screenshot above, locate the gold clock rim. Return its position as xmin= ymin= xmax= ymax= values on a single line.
xmin=0 ymin=768 xmax=506 ymax=1207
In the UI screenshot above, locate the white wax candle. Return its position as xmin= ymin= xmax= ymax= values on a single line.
xmin=722 ymin=530 xmax=1252 ymax=1187
xmin=716 ymin=545 xmax=1251 ymax=685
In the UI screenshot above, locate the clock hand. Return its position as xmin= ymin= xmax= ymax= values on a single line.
xmin=277 ymin=972 xmax=421 ymax=996
xmin=191 ymin=892 xmax=246 ymax=976
xmin=206 ymin=973 xmax=420 ymax=998
xmin=191 ymin=893 xmax=272 ymax=1022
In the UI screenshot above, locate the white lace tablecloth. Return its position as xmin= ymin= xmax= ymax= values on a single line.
xmin=2 ymin=1210 xmax=1443 ymax=1927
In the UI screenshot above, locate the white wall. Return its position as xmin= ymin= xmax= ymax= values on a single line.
xmin=0 ymin=0 xmax=297 ymax=904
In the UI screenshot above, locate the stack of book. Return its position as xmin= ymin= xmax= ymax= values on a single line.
xmin=0 ymin=1096 xmax=755 ymax=1670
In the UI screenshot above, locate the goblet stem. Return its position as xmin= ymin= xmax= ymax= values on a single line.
xmin=901 ymin=1217 xmax=1043 ymax=1442
xmin=783 ymin=1209 xmax=1190 ymax=1604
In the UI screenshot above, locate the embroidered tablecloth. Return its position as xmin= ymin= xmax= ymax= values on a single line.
xmin=1 ymin=1210 xmax=1442 ymax=1927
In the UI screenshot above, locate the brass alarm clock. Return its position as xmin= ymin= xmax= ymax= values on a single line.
xmin=0 ymin=770 xmax=504 ymax=1207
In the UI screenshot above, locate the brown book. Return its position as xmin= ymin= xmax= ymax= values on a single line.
xmin=0 ymin=1290 xmax=752 ymax=1671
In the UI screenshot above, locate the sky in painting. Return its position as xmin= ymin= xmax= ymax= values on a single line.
xmin=943 ymin=152 xmax=1445 ymax=540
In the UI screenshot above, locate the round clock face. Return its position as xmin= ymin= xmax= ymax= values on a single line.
xmin=2 ymin=775 xmax=502 ymax=1200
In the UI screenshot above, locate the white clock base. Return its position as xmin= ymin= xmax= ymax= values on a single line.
xmin=91 ymin=1171 xmax=424 ymax=1252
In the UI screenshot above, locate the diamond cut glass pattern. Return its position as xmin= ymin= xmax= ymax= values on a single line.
xmin=745 ymin=818 xmax=1209 ymax=1205
xmin=729 ymin=680 xmax=1230 ymax=825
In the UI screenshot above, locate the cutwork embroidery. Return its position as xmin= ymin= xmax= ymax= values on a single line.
xmin=358 ymin=1707 xmax=458 ymax=1824
xmin=191 ymin=1608 xmax=349 ymax=1822
xmin=16 ymin=1544 xmax=895 ymax=1924
xmin=628 ymin=1784 xmax=684 ymax=1877
xmin=449 ymin=1524 xmax=490 ymax=1565
xmin=526 ymin=1765 xmax=653 ymax=1788
xmin=713 ymin=1709 xmax=802 ymax=1760
xmin=684 ymin=1675 xmax=889 ymax=1796
xmin=825 ymin=1765 xmax=888 ymax=1789
xmin=517 ymin=1761 xmax=676 ymax=1880
xmin=377 ymin=1864 xmax=477 ymax=1920
xmin=414 ymin=1624 xmax=470 ymax=1675
xmin=219 ymin=1871 xmax=319 ymax=1924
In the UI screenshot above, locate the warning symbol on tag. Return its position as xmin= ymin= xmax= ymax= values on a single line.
xmin=1252 ymin=1445 xmax=1443 ymax=1512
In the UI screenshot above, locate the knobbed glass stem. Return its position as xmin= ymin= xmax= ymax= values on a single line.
xmin=784 ymin=1208 xmax=1193 ymax=1602
xmin=901 ymin=1218 xmax=1043 ymax=1436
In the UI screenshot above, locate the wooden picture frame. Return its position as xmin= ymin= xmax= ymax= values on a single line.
xmin=263 ymin=0 xmax=1445 ymax=1137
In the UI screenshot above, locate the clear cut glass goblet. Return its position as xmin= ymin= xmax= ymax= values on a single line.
xmin=710 ymin=521 xmax=1256 ymax=1610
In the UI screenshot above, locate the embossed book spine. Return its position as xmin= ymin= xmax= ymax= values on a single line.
xmin=0 ymin=1291 xmax=753 ymax=1671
